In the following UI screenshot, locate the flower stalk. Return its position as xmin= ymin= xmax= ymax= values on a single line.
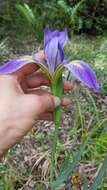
xmin=50 ymin=76 xmax=63 ymax=187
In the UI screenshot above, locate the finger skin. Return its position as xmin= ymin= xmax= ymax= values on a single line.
xmin=12 ymin=50 xmax=45 ymax=80
xmin=61 ymin=97 xmax=71 ymax=106
xmin=13 ymin=63 xmax=39 ymax=81
xmin=0 ymin=59 xmax=72 ymax=158
xmin=21 ymin=94 xmax=61 ymax=118
xmin=26 ymin=89 xmax=71 ymax=107
xmin=24 ymin=72 xmax=73 ymax=91
xmin=38 ymin=112 xmax=53 ymax=121
xmin=25 ymin=72 xmax=50 ymax=88
xmin=38 ymin=112 xmax=64 ymax=121
xmin=37 ymin=50 xmax=45 ymax=60
xmin=0 ymin=75 xmax=61 ymax=157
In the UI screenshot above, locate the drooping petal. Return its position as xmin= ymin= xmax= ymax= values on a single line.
xmin=45 ymin=37 xmax=59 ymax=73
xmin=0 ymin=56 xmax=36 ymax=74
xmin=58 ymin=28 xmax=68 ymax=48
xmin=64 ymin=60 xmax=99 ymax=91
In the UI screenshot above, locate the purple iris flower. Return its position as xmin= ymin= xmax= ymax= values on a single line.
xmin=33 ymin=25 xmax=99 ymax=91
xmin=0 ymin=25 xmax=99 ymax=92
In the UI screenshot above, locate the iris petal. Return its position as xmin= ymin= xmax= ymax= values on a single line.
xmin=56 ymin=43 xmax=64 ymax=64
xmin=44 ymin=25 xmax=52 ymax=47
xmin=44 ymin=25 xmax=68 ymax=49
xmin=62 ymin=56 xmax=74 ymax=65
xmin=44 ymin=25 xmax=59 ymax=47
xmin=58 ymin=28 xmax=68 ymax=48
xmin=64 ymin=60 xmax=99 ymax=91
xmin=0 ymin=25 xmax=99 ymax=93
xmin=44 ymin=26 xmax=68 ymax=73
xmin=45 ymin=37 xmax=59 ymax=73
xmin=0 ymin=56 xmax=36 ymax=74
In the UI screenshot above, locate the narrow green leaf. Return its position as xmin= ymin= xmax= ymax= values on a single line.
xmin=54 ymin=65 xmax=64 ymax=83
xmin=52 ymin=139 xmax=87 ymax=188
xmin=16 ymin=3 xmax=35 ymax=32
xmin=52 ymin=119 xmax=107 ymax=188
xmin=65 ymin=183 xmax=73 ymax=190
xmin=86 ymin=89 xmax=100 ymax=123
xmin=83 ymin=176 xmax=89 ymax=190
xmin=71 ymin=0 xmax=84 ymax=21
xmin=91 ymin=156 xmax=107 ymax=190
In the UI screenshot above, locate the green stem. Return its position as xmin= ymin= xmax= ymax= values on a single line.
xmin=50 ymin=76 xmax=63 ymax=188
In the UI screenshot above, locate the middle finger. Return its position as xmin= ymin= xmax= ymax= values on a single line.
xmin=23 ymin=72 xmax=73 ymax=91
xmin=27 ymin=89 xmax=71 ymax=107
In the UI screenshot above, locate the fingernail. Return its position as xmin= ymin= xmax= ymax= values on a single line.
xmin=67 ymin=82 xmax=73 ymax=89
xmin=62 ymin=97 xmax=71 ymax=106
xmin=53 ymin=96 xmax=61 ymax=107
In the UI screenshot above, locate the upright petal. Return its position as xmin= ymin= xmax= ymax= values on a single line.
xmin=0 ymin=56 xmax=36 ymax=74
xmin=44 ymin=25 xmax=52 ymax=47
xmin=44 ymin=25 xmax=59 ymax=47
xmin=64 ymin=60 xmax=99 ymax=91
xmin=45 ymin=37 xmax=59 ymax=73
xmin=58 ymin=28 xmax=68 ymax=48
xmin=56 ymin=43 xmax=64 ymax=65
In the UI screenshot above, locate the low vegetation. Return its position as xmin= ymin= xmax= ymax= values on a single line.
xmin=0 ymin=0 xmax=107 ymax=189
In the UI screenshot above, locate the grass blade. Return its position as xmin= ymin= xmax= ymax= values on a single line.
xmin=52 ymin=141 xmax=87 ymax=188
xmin=91 ymin=156 xmax=107 ymax=190
xmin=16 ymin=3 xmax=35 ymax=32
xmin=52 ymin=118 xmax=107 ymax=189
xmin=83 ymin=176 xmax=89 ymax=190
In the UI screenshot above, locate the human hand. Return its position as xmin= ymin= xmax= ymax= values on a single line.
xmin=0 ymin=53 xmax=72 ymax=158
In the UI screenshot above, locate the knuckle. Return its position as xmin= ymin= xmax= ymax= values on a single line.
xmin=35 ymin=94 xmax=54 ymax=112
xmin=27 ymin=94 xmax=55 ymax=117
xmin=30 ymin=95 xmax=43 ymax=111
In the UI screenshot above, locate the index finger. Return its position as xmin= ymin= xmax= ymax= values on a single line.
xmin=13 ymin=51 xmax=45 ymax=81
xmin=13 ymin=63 xmax=39 ymax=81
xmin=0 ymin=50 xmax=46 ymax=80
xmin=13 ymin=51 xmax=45 ymax=80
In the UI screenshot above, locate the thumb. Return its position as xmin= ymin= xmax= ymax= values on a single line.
xmin=21 ymin=94 xmax=61 ymax=119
